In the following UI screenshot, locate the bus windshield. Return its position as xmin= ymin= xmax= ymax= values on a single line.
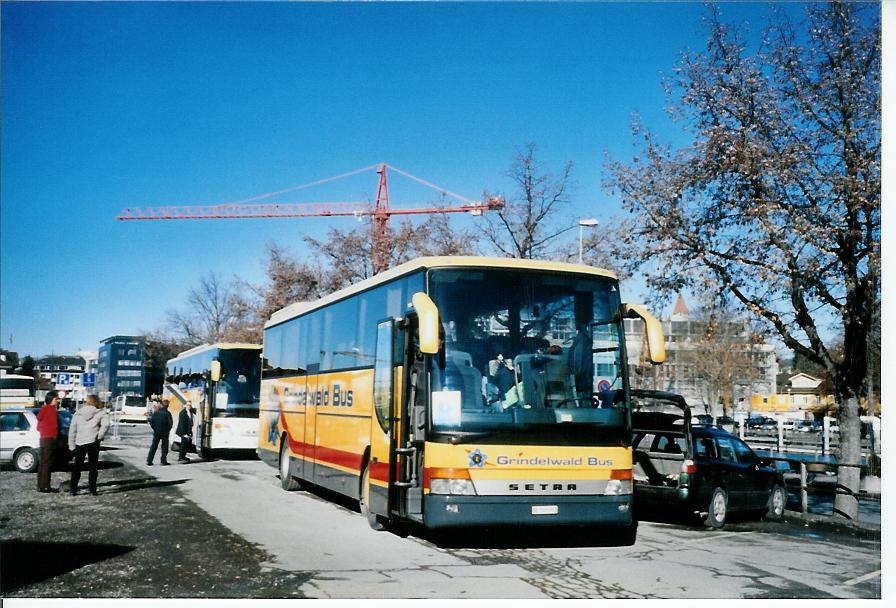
xmin=428 ymin=268 xmax=627 ymax=443
xmin=0 ymin=376 xmax=35 ymax=395
xmin=215 ymin=349 xmax=261 ymax=411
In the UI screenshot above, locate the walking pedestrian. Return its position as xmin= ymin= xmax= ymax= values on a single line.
xmin=147 ymin=399 xmax=173 ymax=466
xmin=36 ymin=390 xmax=61 ymax=493
xmin=176 ymin=400 xmax=195 ymax=463
xmin=68 ymin=394 xmax=110 ymax=496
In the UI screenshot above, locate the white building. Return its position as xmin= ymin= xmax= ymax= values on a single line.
xmin=625 ymin=295 xmax=779 ymax=416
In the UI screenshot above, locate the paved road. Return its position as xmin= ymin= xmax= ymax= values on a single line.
xmin=104 ymin=427 xmax=881 ymax=599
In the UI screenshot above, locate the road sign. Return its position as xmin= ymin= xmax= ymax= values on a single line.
xmin=82 ymin=372 xmax=96 ymax=387
xmin=56 ymin=373 xmax=70 ymax=385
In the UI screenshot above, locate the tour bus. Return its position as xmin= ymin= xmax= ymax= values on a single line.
xmin=0 ymin=373 xmax=36 ymax=410
xmin=163 ymin=343 xmax=262 ymax=456
xmin=115 ymin=394 xmax=149 ymax=423
xmin=258 ymin=256 xmax=665 ymax=537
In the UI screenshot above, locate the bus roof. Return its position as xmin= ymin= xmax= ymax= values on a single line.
xmin=0 ymin=373 xmax=36 ymax=381
xmin=266 ymin=255 xmax=618 ymax=329
xmin=171 ymin=342 xmax=262 ymax=362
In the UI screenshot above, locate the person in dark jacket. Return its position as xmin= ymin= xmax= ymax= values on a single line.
xmin=68 ymin=394 xmax=110 ymax=495
xmin=176 ymin=400 xmax=195 ymax=463
xmin=36 ymin=390 xmax=61 ymax=492
xmin=146 ymin=399 xmax=173 ymax=466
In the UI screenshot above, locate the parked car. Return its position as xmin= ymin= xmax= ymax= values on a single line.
xmin=745 ymin=416 xmax=776 ymax=429
xmin=0 ymin=408 xmax=72 ymax=473
xmin=630 ymin=390 xmax=786 ymax=528
xmin=714 ymin=415 xmax=736 ymax=432
xmin=695 ymin=414 xmax=714 ymax=426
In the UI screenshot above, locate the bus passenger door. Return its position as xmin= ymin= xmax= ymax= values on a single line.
xmin=394 ymin=314 xmax=425 ymax=522
xmin=305 ymin=363 xmax=319 ymax=484
xmin=368 ymin=321 xmax=395 ymax=523
xmin=385 ymin=316 xmax=425 ymax=523
xmin=199 ymin=383 xmax=213 ymax=457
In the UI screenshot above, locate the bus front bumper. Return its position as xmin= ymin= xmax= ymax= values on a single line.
xmin=423 ymin=494 xmax=632 ymax=529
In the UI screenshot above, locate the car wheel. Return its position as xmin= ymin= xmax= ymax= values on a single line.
xmin=14 ymin=448 xmax=39 ymax=473
xmin=705 ymin=487 xmax=728 ymax=529
xmin=359 ymin=464 xmax=384 ymax=531
xmin=279 ymin=437 xmax=301 ymax=491
xmin=765 ymin=485 xmax=786 ymax=521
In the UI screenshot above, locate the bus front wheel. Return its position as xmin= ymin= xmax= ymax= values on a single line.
xmin=279 ymin=439 xmax=301 ymax=491
xmin=360 ymin=465 xmax=384 ymax=531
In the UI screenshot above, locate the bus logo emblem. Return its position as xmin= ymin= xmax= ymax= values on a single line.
xmin=469 ymin=448 xmax=487 ymax=468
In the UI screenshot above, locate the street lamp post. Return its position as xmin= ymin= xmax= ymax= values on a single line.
xmin=578 ymin=218 xmax=599 ymax=264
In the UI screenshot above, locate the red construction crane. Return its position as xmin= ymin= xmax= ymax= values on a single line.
xmin=118 ymin=163 xmax=503 ymax=272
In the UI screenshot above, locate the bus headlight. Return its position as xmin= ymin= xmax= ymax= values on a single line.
xmin=603 ymin=479 xmax=632 ymax=496
xmin=430 ymin=478 xmax=477 ymax=496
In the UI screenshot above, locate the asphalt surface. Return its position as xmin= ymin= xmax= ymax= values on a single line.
xmin=0 ymin=445 xmax=306 ymax=598
xmin=0 ymin=422 xmax=882 ymax=599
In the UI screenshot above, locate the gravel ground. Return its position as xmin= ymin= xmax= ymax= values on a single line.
xmin=0 ymin=447 xmax=309 ymax=598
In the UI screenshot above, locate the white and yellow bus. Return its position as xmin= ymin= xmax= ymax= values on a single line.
xmin=114 ymin=394 xmax=149 ymax=423
xmin=258 ymin=256 xmax=665 ymax=537
xmin=163 ymin=343 xmax=262 ymax=457
xmin=0 ymin=373 xmax=36 ymax=410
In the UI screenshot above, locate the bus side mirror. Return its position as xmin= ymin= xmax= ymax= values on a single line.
xmin=412 ymin=292 xmax=440 ymax=355
xmin=210 ymin=360 xmax=222 ymax=382
xmin=623 ymin=303 xmax=666 ymax=364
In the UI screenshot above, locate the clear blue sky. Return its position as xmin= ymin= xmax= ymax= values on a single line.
xmin=1 ymin=1 xmax=810 ymax=358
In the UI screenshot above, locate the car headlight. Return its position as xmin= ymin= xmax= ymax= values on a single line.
xmin=603 ymin=479 xmax=632 ymax=496
xmin=430 ymin=478 xmax=477 ymax=496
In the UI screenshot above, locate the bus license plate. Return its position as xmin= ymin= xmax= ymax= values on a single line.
xmin=532 ymin=505 xmax=558 ymax=515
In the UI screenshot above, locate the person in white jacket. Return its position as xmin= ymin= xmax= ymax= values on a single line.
xmin=68 ymin=394 xmax=111 ymax=496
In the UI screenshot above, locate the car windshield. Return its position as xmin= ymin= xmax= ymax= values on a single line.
xmin=427 ymin=268 xmax=628 ymax=444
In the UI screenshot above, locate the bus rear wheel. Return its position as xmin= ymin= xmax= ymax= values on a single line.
xmin=359 ymin=465 xmax=383 ymax=531
xmin=279 ymin=438 xmax=301 ymax=491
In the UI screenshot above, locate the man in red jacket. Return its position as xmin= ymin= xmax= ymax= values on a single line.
xmin=36 ymin=390 xmax=60 ymax=493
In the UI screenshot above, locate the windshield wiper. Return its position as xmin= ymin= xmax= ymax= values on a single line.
xmin=438 ymin=430 xmax=504 ymax=444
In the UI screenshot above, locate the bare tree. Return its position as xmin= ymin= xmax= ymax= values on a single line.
xmin=251 ymin=211 xmax=479 ymax=322
xmin=250 ymin=242 xmax=328 ymax=322
xmin=605 ymin=2 xmax=880 ymax=520
xmin=481 ymin=143 xmax=575 ymax=259
xmin=678 ymin=300 xmax=765 ymax=416
xmin=164 ymin=273 xmax=259 ymax=346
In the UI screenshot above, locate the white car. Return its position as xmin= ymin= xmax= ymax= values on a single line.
xmin=0 ymin=408 xmax=72 ymax=472
xmin=0 ymin=409 xmax=42 ymax=472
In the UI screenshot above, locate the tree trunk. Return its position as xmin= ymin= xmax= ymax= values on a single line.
xmin=833 ymin=395 xmax=862 ymax=521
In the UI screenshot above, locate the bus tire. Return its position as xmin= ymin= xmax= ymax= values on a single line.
xmin=705 ymin=487 xmax=728 ymax=529
xmin=616 ymin=520 xmax=638 ymax=546
xmin=279 ymin=439 xmax=301 ymax=491
xmin=360 ymin=464 xmax=383 ymax=531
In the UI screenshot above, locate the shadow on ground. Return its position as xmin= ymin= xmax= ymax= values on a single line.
xmin=0 ymin=540 xmax=135 ymax=594
xmin=417 ymin=523 xmax=639 ymax=549
xmin=94 ymin=477 xmax=188 ymax=494
xmin=281 ymin=476 xmax=641 ymax=549
xmin=633 ymin=505 xmax=765 ymax=528
xmin=57 ymin=476 xmax=189 ymax=494
xmin=53 ymin=460 xmax=125 ymax=473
